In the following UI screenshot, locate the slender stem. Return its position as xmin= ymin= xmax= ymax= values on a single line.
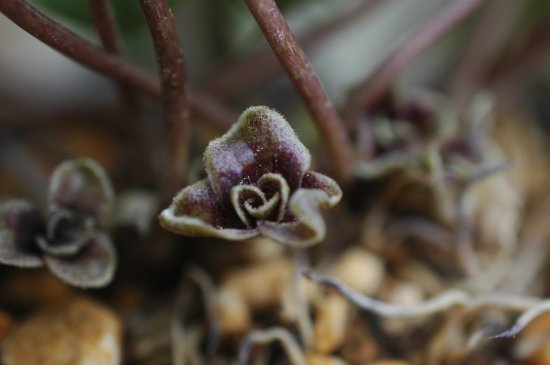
xmin=87 ymin=0 xmax=153 ymax=172
xmin=291 ymin=249 xmax=313 ymax=348
xmin=244 ymin=0 xmax=353 ymax=184
xmin=0 ymin=0 xmax=234 ymax=131
xmin=87 ymin=0 xmax=137 ymax=108
xmin=349 ymin=0 xmax=487 ymax=120
xmin=139 ymin=0 xmax=190 ymax=199
xmin=207 ymin=0 xmax=383 ymax=101
xmin=87 ymin=0 xmax=121 ymax=53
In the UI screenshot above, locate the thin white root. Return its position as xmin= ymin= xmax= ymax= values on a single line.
xmin=238 ymin=327 xmax=308 ymax=365
xmin=305 ymin=270 xmax=550 ymax=339
xmin=292 ymin=249 xmax=314 ymax=348
xmin=491 ymin=300 xmax=550 ymax=339
xmin=171 ymin=266 xmax=221 ymax=365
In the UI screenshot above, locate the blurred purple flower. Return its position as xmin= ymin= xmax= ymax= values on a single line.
xmin=0 ymin=159 xmax=116 ymax=288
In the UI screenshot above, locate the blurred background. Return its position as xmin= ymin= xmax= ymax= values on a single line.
xmin=1 ymin=0 xmax=549 ymax=183
xmin=1 ymin=0 xmax=549 ymax=196
xmin=1 ymin=1 xmax=550 ymax=364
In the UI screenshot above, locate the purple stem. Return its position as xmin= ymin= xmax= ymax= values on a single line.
xmin=0 ymin=0 xmax=234 ymax=130
xmin=244 ymin=0 xmax=354 ymax=184
xmin=139 ymin=0 xmax=190 ymax=198
xmin=348 ymin=0 xmax=488 ymax=121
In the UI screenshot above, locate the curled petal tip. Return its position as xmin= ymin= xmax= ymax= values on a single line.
xmin=44 ymin=232 xmax=116 ymax=288
xmin=48 ymin=158 xmax=115 ymax=225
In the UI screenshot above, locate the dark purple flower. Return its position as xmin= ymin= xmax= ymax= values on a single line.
xmin=354 ymin=92 xmax=499 ymax=184
xmin=159 ymin=106 xmax=342 ymax=248
xmin=354 ymin=92 xmax=441 ymax=178
xmin=0 ymin=159 xmax=116 ymax=288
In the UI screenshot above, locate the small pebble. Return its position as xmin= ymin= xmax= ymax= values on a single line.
xmin=329 ymin=247 xmax=384 ymax=294
xmin=220 ymin=258 xmax=292 ymax=309
xmin=514 ymin=313 xmax=550 ymax=364
xmin=214 ymin=288 xmax=251 ymax=335
xmin=2 ymin=296 xmax=122 ymax=365
xmin=313 ymin=295 xmax=349 ymax=353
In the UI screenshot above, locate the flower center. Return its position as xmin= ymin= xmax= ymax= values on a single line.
xmin=36 ymin=208 xmax=93 ymax=256
xmin=230 ymin=173 xmax=289 ymax=228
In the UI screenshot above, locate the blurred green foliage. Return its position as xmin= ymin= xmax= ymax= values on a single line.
xmin=29 ymin=0 xmax=308 ymax=35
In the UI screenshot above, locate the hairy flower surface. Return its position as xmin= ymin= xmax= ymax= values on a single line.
xmin=159 ymin=106 xmax=342 ymax=247
xmin=0 ymin=158 xmax=116 ymax=288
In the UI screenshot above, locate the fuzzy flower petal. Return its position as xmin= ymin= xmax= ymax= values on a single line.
xmin=159 ymin=179 xmax=258 ymax=240
xmin=300 ymin=171 xmax=343 ymax=206
xmin=205 ymin=106 xmax=311 ymax=200
xmin=258 ymin=184 xmax=342 ymax=248
xmin=0 ymin=200 xmax=44 ymax=268
xmin=49 ymin=158 xmax=115 ymax=225
xmin=44 ymin=232 xmax=116 ymax=288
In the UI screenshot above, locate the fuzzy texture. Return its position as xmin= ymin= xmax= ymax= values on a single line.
xmin=159 ymin=106 xmax=342 ymax=247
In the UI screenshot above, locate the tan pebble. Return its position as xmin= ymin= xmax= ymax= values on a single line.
xmin=306 ymin=352 xmax=349 ymax=365
xmin=220 ymin=258 xmax=292 ymax=309
xmin=214 ymin=289 xmax=251 ymax=335
xmin=313 ymin=295 xmax=349 ymax=354
xmin=2 ymin=296 xmax=122 ymax=365
xmin=329 ymin=248 xmax=384 ymax=295
xmin=518 ymin=313 xmax=550 ymax=339
xmin=239 ymin=237 xmax=285 ymax=262
xmin=529 ymin=344 xmax=550 ymax=365
xmin=514 ymin=313 xmax=550 ymax=362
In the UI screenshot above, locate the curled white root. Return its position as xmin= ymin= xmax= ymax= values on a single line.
xmin=491 ymin=301 xmax=550 ymax=339
xmin=238 ymin=327 xmax=308 ymax=365
xmin=305 ymin=270 xmax=550 ymax=338
xmin=172 ymin=266 xmax=220 ymax=365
